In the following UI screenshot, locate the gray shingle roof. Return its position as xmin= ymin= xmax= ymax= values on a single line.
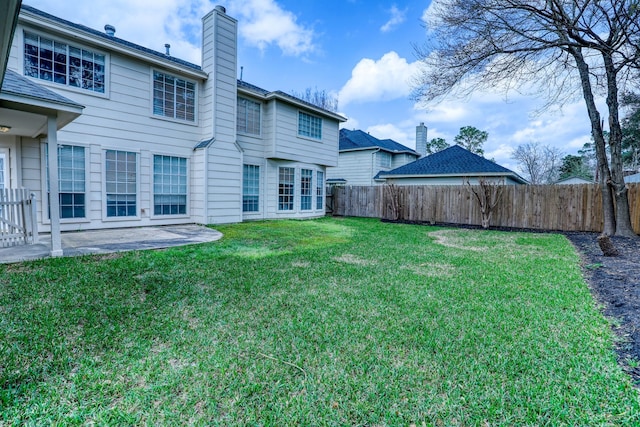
xmin=377 ymin=144 xmax=527 ymax=183
xmin=21 ymin=4 xmax=202 ymax=72
xmin=339 ymin=128 xmax=418 ymax=154
xmin=1 ymin=69 xmax=83 ymax=108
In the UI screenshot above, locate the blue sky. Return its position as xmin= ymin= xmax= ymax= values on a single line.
xmin=24 ymin=0 xmax=597 ymax=171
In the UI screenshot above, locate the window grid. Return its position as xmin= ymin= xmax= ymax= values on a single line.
xmin=379 ymin=152 xmax=392 ymax=169
xmin=24 ymin=32 xmax=105 ymax=93
xmin=300 ymin=169 xmax=312 ymax=211
xmin=45 ymin=145 xmax=86 ymax=219
xmin=278 ymin=167 xmax=295 ymax=211
xmin=243 ymin=164 xmax=260 ymax=212
xmin=153 ymin=71 xmax=196 ymax=121
xmin=298 ymin=112 xmax=322 ymax=139
xmin=316 ymin=171 xmax=324 ymax=210
xmin=237 ymin=98 xmax=261 ymax=135
xmin=105 ymin=150 xmax=137 ymax=217
xmin=153 ymin=155 xmax=187 ymax=215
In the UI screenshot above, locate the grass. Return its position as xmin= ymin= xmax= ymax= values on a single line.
xmin=0 ymin=217 xmax=639 ymax=425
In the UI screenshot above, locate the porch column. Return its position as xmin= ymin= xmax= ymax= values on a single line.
xmin=47 ymin=115 xmax=62 ymax=257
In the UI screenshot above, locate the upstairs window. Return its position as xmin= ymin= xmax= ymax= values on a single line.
xmin=379 ymin=152 xmax=392 ymax=169
xmin=237 ymin=97 xmax=261 ymax=135
xmin=24 ymin=32 xmax=106 ymax=93
xmin=298 ymin=112 xmax=322 ymax=140
xmin=153 ymin=71 xmax=196 ymax=121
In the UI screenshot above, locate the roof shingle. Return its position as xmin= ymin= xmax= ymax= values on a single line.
xmin=339 ymin=128 xmax=418 ymax=154
xmin=1 ymin=69 xmax=83 ymax=107
xmin=378 ymin=144 xmax=526 ymax=183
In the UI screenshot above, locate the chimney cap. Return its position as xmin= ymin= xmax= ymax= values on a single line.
xmin=215 ymin=5 xmax=226 ymax=13
xmin=104 ymin=24 xmax=116 ymax=36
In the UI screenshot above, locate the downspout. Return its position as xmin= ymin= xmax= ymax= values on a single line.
xmin=371 ymin=148 xmax=380 ymax=186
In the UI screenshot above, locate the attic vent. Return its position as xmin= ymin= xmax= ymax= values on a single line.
xmin=104 ymin=24 xmax=116 ymax=36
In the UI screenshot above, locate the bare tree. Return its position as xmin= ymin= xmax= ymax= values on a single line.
xmin=413 ymin=0 xmax=640 ymax=236
xmin=511 ymin=142 xmax=563 ymax=184
xmin=290 ymin=87 xmax=339 ymax=112
xmin=467 ymin=178 xmax=504 ymax=229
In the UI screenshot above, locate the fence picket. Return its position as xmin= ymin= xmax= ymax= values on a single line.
xmin=333 ymin=183 xmax=640 ymax=233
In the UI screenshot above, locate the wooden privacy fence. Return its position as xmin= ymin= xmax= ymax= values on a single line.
xmin=333 ymin=183 xmax=640 ymax=234
xmin=0 ymin=189 xmax=38 ymax=248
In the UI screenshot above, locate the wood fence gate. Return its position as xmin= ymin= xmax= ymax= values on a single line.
xmin=0 ymin=189 xmax=38 ymax=248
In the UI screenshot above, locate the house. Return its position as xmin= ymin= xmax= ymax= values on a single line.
xmin=375 ymin=144 xmax=527 ymax=185
xmin=555 ymin=176 xmax=593 ymax=185
xmin=0 ymin=3 xmax=345 ymax=255
xmin=326 ymin=128 xmax=419 ymax=186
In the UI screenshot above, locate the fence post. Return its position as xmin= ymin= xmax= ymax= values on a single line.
xmin=30 ymin=192 xmax=39 ymax=244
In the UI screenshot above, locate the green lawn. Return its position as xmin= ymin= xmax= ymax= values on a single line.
xmin=1 ymin=217 xmax=638 ymax=425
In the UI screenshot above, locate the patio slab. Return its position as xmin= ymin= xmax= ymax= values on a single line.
xmin=0 ymin=224 xmax=223 ymax=264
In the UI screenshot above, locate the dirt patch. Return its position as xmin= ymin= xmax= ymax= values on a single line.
xmin=564 ymin=233 xmax=640 ymax=383
xmin=333 ymin=254 xmax=375 ymax=266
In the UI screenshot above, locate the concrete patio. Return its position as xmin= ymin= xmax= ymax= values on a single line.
xmin=0 ymin=224 xmax=223 ymax=264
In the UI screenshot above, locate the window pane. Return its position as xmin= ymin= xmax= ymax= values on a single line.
xmin=278 ymin=167 xmax=295 ymax=211
xmin=106 ymin=150 xmax=137 ymax=217
xmin=153 ymin=155 xmax=187 ymax=215
xmin=153 ymin=71 xmax=195 ymax=122
xmin=23 ymin=32 xmax=105 ymax=93
xmin=298 ymin=112 xmax=322 ymax=139
xmin=243 ymin=164 xmax=260 ymax=212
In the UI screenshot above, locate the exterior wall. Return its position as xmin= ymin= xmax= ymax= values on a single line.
xmin=8 ymin=22 xmax=204 ymax=230
xmin=268 ymin=101 xmax=339 ymax=167
xmin=391 ymin=153 xmax=418 ymax=169
xmin=263 ymin=160 xmax=326 ymax=220
xmin=383 ymin=176 xmax=521 ymax=186
xmin=326 ymin=150 xmax=375 ymax=186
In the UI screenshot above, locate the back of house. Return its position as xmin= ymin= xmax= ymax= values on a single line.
xmin=0 ymin=3 xmax=345 ymax=245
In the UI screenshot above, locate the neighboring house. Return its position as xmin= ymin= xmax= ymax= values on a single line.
xmin=625 ymin=172 xmax=640 ymax=183
xmin=0 ymin=4 xmax=345 ymax=254
xmin=326 ymin=128 xmax=419 ymax=186
xmin=375 ymin=144 xmax=527 ymax=185
xmin=555 ymin=176 xmax=593 ymax=185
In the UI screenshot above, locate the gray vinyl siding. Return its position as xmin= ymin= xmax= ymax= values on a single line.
xmin=269 ymin=102 xmax=339 ymax=167
xmin=326 ymin=150 xmax=375 ymax=186
xmin=391 ymin=153 xmax=419 ymax=169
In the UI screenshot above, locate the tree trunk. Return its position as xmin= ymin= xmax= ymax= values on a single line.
xmin=603 ymin=52 xmax=637 ymax=236
xmin=571 ymin=47 xmax=616 ymax=235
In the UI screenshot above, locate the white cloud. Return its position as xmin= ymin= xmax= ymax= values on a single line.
xmin=228 ymin=0 xmax=317 ymax=56
xmin=380 ymin=5 xmax=407 ymax=33
xmin=366 ymin=123 xmax=413 ymax=147
xmin=339 ymin=52 xmax=420 ymax=106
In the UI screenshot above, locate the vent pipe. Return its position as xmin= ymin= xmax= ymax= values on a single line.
xmin=165 ymin=44 xmax=171 ymax=56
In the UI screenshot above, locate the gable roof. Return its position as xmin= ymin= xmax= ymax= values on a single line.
xmin=339 ymin=128 xmax=418 ymax=155
xmin=377 ymin=144 xmax=527 ymax=183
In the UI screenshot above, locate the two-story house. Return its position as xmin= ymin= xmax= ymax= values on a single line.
xmin=0 ymin=3 xmax=345 ymax=255
xmin=326 ymin=128 xmax=419 ymax=186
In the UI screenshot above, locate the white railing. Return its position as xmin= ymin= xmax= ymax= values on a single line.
xmin=0 ymin=189 xmax=38 ymax=248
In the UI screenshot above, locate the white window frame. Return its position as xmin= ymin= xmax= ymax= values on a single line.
xmin=22 ymin=30 xmax=109 ymax=97
xmin=152 ymin=154 xmax=189 ymax=217
xmin=237 ymin=97 xmax=262 ymax=136
xmin=278 ymin=167 xmax=295 ymax=211
xmin=300 ymin=168 xmax=313 ymax=211
xmin=316 ymin=170 xmax=324 ymax=211
xmin=40 ymin=143 xmax=91 ymax=224
xmin=243 ymin=164 xmax=260 ymax=213
xmin=297 ymin=111 xmax=322 ymax=140
xmin=103 ymin=149 xmax=139 ymax=220
xmin=151 ymin=69 xmax=197 ymax=123
xmin=379 ymin=152 xmax=392 ymax=169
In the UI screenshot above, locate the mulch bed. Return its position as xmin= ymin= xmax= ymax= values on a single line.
xmin=564 ymin=233 xmax=640 ymax=384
